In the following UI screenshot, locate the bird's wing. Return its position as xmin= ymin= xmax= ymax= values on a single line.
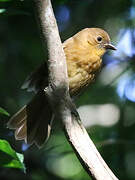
xmin=21 ymin=62 xmax=49 ymax=93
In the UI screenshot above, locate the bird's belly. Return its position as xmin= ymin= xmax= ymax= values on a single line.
xmin=69 ymin=69 xmax=95 ymax=96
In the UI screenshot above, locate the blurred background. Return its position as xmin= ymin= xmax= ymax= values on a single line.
xmin=0 ymin=0 xmax=135 ymax=179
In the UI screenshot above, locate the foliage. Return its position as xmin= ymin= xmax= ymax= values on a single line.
xmin=0 ymin=107 xmax=9 ymax=116
xmin=0 ymin=140 xmax=25 ymax=171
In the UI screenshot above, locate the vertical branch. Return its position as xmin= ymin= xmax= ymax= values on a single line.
xmin=35 ymin=0 xmax=68 ymax=88
xmin=34 ymin=0 xmax=119 ymax=180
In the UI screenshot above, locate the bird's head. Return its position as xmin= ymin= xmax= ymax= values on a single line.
xmin=87 ymin=28 xmax=116 ymax=57
xmin=75 ymin=28 xmax=116 ymax=58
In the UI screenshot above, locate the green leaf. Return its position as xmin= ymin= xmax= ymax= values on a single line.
xmin=16 ymin=153 xmax=24 ymax=164
xmin=0 ymin=107 xmax=10 ymax=116
xmin=0 ymin=139 xmax=25 ymax=172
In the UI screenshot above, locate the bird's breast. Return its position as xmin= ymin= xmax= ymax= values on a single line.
xmin=64 ymin=42 xmax=102 ymax=96
xmin=67 ymin=57 xmax=102 ymax=95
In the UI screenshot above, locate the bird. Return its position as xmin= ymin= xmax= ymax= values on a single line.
xmin=7 ymin=28 xmax=116 ymax=148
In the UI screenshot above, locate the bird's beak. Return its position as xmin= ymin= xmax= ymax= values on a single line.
xmin=104 ymin=43 xmax=117 ymax=50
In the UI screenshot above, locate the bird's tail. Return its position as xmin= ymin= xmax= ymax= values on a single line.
xmin=7 ymin=92 xmax=53 ymax=148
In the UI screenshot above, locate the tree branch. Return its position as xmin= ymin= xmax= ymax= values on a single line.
xmin=34 ymin=0 xmax=119 ymax=179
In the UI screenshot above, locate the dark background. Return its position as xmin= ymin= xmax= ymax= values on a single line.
xmin=0 ymin=0 xmax=135 ymax=179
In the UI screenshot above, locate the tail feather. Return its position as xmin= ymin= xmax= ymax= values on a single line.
xmin=7 ymin=106 xmax=26 ymax=129
xmin=34 ymin=111 xmax=53 ymax=147
xmin=7 ymin=63 xmax=53 ymax=147
xmin=15 ymin=121 xmax=27 ymax=140
xmin=34 ymin=96 xmax=53 ymax=147
xmin=21 ymin=62 xmax=48 ymax=93
xmin=7 ymin=92 xmax=53 ymax=147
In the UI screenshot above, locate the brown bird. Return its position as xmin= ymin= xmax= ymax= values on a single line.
xmin=7 ymin=28 xmax=116 ymax=147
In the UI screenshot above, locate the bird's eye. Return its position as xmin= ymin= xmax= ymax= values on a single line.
xmin=97 ymin=36 xmax=102 ymax=42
